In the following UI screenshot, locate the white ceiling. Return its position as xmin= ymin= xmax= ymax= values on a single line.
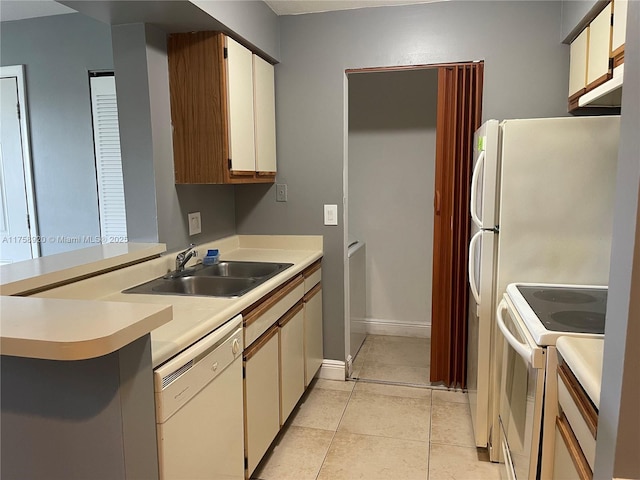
xmin=264 ymin=0 xmax=441 ymax=16
xmin=0 ymin=0 xmax=76 ymax=22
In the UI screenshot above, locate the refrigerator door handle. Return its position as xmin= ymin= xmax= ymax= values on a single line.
xmin=470 ymin=150 xmax=485 ymax=227
xmin=468 ymin=230 xmax=482 ymax=304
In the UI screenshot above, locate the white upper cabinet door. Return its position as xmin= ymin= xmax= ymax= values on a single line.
xmin=253 ymin=55 xmax=277 ymax=173
xmin=226 ymin=37 xmax=256 ymax=172
xmin=612 ymin=0 xmax=628 ymax=55
xmin=569 ymin=28 xmax=589 ymax=98
xmin=587 ymin=2 xmax=613 ymax=86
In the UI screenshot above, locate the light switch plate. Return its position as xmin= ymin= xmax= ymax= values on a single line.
xmin=324 ymin=204 xmax=338 ymax=226
xmin=188 ymin=212 xmax=202 ymax=235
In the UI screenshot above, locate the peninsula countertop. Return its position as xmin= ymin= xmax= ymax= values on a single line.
xmin=0 ymin=296 xmax=172 ymax=360
xmin=0 ymin=242 xmax=172 ymax=360
xmin=0 ymin=242 xmax=166 ymax=296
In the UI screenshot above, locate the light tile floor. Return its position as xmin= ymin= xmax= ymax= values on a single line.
xmin=251 ymin=379 xmax=501 ymax=480
xmin=351 ymin=335 xmax=432 ymax=386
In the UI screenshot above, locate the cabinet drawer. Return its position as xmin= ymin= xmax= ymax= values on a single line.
xmin=303 ymin=260 xmax=322 ymax=293
xmin=557 ymin=363 xmax=597 ymax=471
xmin=244 ymin=275 xmax=304 ymax=347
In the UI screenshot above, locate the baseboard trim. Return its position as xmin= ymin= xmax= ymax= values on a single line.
xmin=318 ymin=360 xmax=346 ymax=381
xmin=353 ymin=319 xmax=431 ymax=338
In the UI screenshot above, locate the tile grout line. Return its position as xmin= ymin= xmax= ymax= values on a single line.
xmin=313 ymin=380 xmax=358 ymax=480
xmin=427 ymin=386 xmax=433 ymax=480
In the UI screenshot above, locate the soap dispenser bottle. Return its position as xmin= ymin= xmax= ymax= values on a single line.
xmin=203 ymin=249 xmax=220 ymax=266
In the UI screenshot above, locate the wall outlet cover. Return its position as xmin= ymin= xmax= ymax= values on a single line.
xmin=188 ymin=212 xmax=201 ymax=235
xmin=276 ymin=184 xmax=288 ymax=202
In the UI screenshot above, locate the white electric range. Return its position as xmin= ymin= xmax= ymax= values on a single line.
xmin=497 ymin=283 xmax=607 ymax=480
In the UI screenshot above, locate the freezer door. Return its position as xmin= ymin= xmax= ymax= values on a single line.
xmin=470 ymin=120 xmax=500 ymax=229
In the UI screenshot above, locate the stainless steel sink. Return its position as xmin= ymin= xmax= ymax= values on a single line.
xmin=124 ymin=276 xmax=259 ymax=297
xmin=122 ymin=261 xmax=293 ymax=298
xmin=192 ymin=261 xmax=291 ymax=279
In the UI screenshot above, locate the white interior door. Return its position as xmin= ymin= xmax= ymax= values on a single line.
xmin=89 ymin=74 xmax=127 ymax=241
xmin=0 ymin=72 xmax=37 ymax=263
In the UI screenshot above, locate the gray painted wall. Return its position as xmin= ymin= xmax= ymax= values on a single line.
xmin=348 ymin=69 xmax=437 ymax=329
xmin=192 ymin=0 xmax=280 ymax=61
xmin=111 ymin=23 xmax=236 ymax=253
xmin=596 ymin=1 xmax=640 ymax=477
xmin=61 ymin=0 xmax=280 ymax=62
xmin=1 ymin=13 xmax=238 ymax=258
xmin=235 ymin=1 xmax=570 ymax=361
xmin=0 ymin=13 xmax=112 ymax=255
xmin=111 ymin=23 xmax=159 ymax=244
xmin=560 ymin=0 xmax=603 ymax=42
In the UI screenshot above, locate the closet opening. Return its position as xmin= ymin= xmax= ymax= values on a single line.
xmin=345 ymin=62 xmax=483 ymax=389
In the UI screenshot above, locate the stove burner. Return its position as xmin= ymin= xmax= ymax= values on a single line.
xmin=533 ymin=290 xmax=595 ymax=304
xmin=547 ymin=311 xmax=606 ymax=334
xmin=515 ymin=285 xmax=607 ymax=336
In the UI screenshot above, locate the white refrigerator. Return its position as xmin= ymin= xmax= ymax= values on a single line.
xmin=466 ymin=116 xmax=620 ymax=460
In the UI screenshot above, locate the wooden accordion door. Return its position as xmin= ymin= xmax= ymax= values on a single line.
xmin=430 ymin=62 xmax=483 ymax=387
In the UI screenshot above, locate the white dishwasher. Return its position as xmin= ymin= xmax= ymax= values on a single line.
xmin=154 ymin=315 xmax=244 ymax=480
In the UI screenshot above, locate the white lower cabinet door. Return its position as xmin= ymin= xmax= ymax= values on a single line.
xmin=304 ymin=284 xmax=323 ymax=386
xmin=244 ymin=326 xmax=280 ymax=476
xmin=279 ymin=303 xmax=305 ymax=422
xmin=553 ymin=416 xmax=592 ymax=480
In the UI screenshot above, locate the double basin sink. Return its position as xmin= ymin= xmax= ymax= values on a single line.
xmin=123 ymin=261 xmax=293 ymax=298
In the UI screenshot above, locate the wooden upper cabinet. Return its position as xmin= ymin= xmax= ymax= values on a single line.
xmin=226 ymin=37 xmax=256 ymax=174
xmin=568 ymin=28 xmax=589 ymax=101
xmin=612 ymin=0 xmax=628 ymax=64
xmin=253 ymin=55 xmax=277 ymax=174
xmin=168 ymin=32 xmax=276 ymax=184
xmin=567 ymin=1 xmax=620 ymax=111
xmin=586 ymin=2 xmax=613 ymax=89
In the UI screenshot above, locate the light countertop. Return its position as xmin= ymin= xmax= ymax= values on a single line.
xmin=0 ymin=243 xmax=166 ymax=296
xmin=0 ymin=296 xmax=172 ymax=360
xmin=29 ymin=235 xmax=323 ymax=367
xmin=556 ymin=336 xmax=604 ymax=409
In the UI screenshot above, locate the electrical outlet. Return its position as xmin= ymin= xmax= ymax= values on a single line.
xmin=324 ymin=204 xmax=338 ymax=226
xmin=188 ymin=212 xmax=201 ymax=235
xmin=276 ymin=184 xmax=288 ymax=202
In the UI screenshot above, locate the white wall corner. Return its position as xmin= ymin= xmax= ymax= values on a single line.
xmin=317 ymin=359 xmax=346 ymax=381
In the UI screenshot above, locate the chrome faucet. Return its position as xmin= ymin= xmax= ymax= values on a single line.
xmin=175 ymin=243 xmax=197 ymax=272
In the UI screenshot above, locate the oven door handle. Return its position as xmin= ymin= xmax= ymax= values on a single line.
xmin=497 ymin=299 xmax=533 ymax=365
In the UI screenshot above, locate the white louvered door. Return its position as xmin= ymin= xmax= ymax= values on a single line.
xmin=89 ymin=74 xmax=127 ymax=241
